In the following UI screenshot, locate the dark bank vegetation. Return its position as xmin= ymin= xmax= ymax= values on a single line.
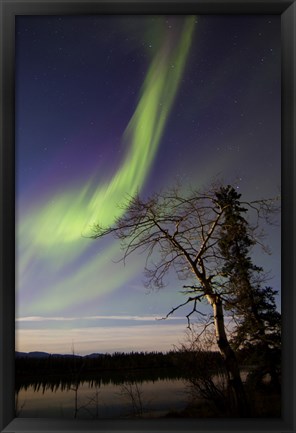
xmin=170 ymin=326 xmax=281 ymax=418
xmin=15 ymin=349 xmax=222 ymax=392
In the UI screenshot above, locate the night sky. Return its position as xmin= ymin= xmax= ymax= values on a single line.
xmin=15 ymin=15 xmax=281 ymax=355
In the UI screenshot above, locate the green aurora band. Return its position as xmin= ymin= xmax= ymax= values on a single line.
xmin=17 ymin=17 xmax=195 ymax=313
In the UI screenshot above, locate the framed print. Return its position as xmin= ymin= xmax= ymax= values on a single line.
xmin=0 ymin=0 xmax=295 ymax=432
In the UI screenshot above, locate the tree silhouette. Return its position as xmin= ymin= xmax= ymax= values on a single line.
xmin=215 ymin=186 xmax=281 ymax=388
xmin=91 ymin=184 xmax=279 ymax=416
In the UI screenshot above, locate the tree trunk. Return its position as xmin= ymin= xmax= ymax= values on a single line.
xmin=208 ymin=294 xmax=249 ymax=416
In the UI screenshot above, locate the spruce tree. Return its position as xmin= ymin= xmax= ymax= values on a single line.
xmin=215 ymin=186 xmax=281 ymax=388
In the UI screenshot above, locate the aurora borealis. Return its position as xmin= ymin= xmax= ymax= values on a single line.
xmin=15 ymin=15 xmax=281 ymax=354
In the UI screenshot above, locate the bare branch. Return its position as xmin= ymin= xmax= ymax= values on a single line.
xmin=158 ymin=294 xmax=205 ymax=327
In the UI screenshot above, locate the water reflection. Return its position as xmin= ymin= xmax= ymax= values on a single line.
xmin=16 ymin=378 xmax=188 ymax=419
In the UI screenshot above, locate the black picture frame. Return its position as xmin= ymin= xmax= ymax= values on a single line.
xmin=0 ymin=0 xmax=295 ymax=432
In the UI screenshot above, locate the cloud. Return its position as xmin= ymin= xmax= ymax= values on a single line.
xmin=15 ymin=323 xmax=188 ymax=355
xmin=16 ymin=314 xmax=185 ymax=322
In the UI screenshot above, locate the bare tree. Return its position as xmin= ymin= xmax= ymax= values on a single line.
xmin=119 ymin=381 xmax=144 ymax=417
xmin=91 ymin=184 xmax=279 ymax=416
xmin=76 ymin=386 xmax=101 ymax=419
xmin=177 ymin=326 xmax=230 ymax=416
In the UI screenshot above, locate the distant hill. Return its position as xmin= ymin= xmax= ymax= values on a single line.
xmin=15 ymin=351 xmax=102 ymax=359
xmin=15 ymin=351 xmax=30 ymax=358
xmin=84 ymin=353 xmax=104 ymax=358
xmin=51 ymin=353 xmax=82 ymax=359
xmin=15 ymin=351 xmax=50 ymax=359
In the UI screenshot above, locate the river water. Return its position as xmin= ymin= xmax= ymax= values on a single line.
xmin=16 ymin=378 xmax=189 ymax=419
